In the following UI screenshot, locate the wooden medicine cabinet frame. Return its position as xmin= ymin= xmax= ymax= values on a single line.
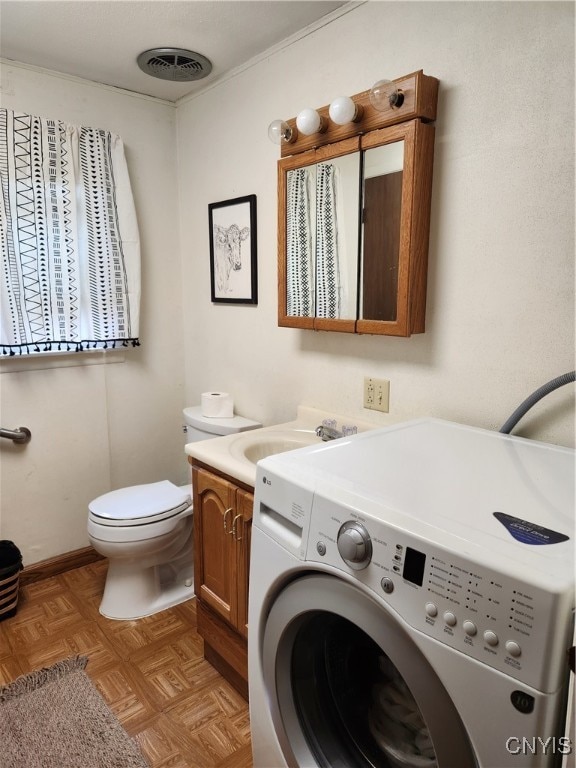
xmin=276 ymin=70 xmax=438 ymax=336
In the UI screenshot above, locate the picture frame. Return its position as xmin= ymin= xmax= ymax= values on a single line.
xmin=208 ymin=194 xmax=258 ymax=304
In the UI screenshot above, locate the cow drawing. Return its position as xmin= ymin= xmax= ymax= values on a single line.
xmin=214 ymin=223 xmax=250 ymax=295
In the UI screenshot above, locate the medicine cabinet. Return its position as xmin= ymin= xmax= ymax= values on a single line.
xmin=276 ymin=70 xmax=438 ymax=336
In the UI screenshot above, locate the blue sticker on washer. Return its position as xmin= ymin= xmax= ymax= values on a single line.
xmin=494 ymin=512 xmax=569 ymax=545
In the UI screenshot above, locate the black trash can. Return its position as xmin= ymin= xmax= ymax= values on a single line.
xmin=0 ymin=540 xmax=23 ymax=621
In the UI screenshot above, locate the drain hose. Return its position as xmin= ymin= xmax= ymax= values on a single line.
xmin=499 ymin=371 xmax=576 ymax=434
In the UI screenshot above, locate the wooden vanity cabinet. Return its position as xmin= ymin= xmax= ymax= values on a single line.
xmin=192 ymin=463 xmax=253 ymax=698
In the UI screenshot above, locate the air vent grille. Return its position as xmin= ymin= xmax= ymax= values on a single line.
xmin=137 ymin=48 xmax=212 ymax=82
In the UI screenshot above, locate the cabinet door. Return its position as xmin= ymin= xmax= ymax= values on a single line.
xmin=235 ymin=489 xmax=253 ymax=639
xmin=356 ymin=119 xmax=435 ymax=336
xmin=193 ymin=468 xmax=237 ymax=626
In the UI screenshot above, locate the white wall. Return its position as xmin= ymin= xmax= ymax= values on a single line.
xmin=0 ymin=64 xmax=186 ymax=564
xmin=0 ymin=0 xmax=574 ymax=566
xmin=177 ymin=1 xmax=575 ymax=444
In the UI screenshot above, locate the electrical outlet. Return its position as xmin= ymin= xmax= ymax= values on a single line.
xmin=363 ymin=377 xmax=390 ymax=413
xmin=363 ymin=377 xmax=375 ymax=407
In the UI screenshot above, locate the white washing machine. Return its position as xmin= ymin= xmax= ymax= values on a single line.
xmin=248 ymin=418 xmax=575 ymax=768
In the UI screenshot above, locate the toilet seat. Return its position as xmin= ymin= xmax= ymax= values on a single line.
xmin=89 ymin=480 xmax=192 ymax=527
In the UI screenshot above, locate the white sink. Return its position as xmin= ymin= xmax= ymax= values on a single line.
xmin=185 ymin=406 xmax=379 ymax=487
xmin=229 ymin=429 xmax=322 ymax=465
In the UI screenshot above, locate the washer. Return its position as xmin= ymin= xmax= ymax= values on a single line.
xmin=248 ymin=418 xmax=575 ymax=768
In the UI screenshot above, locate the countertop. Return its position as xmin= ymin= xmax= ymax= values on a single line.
xmin=184 ymin=405 xmax=379 ymax=487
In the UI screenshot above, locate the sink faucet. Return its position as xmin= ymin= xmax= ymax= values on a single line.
xmin=315 ymin=424 xmax=344 ymax=441
xmin=315 ymin=421 xmax=358 ymax=441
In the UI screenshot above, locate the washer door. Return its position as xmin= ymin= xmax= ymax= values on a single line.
xmin=262 ymin=574 xmax=478 ymax=768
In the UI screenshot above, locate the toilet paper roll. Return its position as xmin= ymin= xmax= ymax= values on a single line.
xmin=201 ymin=392 xmax=234 ymax=418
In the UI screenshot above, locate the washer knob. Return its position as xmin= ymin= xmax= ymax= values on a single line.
xmin=505 ymin=640 xmax=522 ymax=658
xmin=337 ymin=521 xmax=372 ymax=569
xmin=483 ymin=630 xmax=499 ymax=647
xmin=381 ymin=577 xmax=394 ymax=594
xmin=463 ymin=620 xmax=478 ymax=636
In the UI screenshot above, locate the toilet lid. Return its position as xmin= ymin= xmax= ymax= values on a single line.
xmin=89 ymin=481 xmax=192 ymax=526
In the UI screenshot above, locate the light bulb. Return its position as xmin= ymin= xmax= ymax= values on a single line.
xmin=268 ymin=119 xmax=294 ymax=145
xmin=296 ymin=108 xmax=324 ymax=136
xmin=369 ymin=79 xmax=405 ymax=111
xmin=329 ymin=96 xmax=362 ymax=125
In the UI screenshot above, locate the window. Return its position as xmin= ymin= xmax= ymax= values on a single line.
xmin=0 ymin=109 xmax=140 ymax=356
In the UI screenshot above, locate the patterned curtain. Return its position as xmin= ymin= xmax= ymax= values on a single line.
xmin=316 ymin=163 xmax=340 ymax=319
xmin=0 ymin=109 xmax=140 ymax=355
xmin=286 ymin=167 xmax=314 ymax=317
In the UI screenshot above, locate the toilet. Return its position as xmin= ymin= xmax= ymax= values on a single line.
xmin=87 ymin=406 xmax=261 ymax=620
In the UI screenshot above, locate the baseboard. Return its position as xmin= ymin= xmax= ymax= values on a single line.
xmin=20 ymin=546 xmax=105 ymax=586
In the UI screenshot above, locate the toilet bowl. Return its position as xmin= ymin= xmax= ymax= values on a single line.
xmin=88 ymin=481 xmax=194 ymax=620
xmin=88 ymin=407 xmax=261 ymax=620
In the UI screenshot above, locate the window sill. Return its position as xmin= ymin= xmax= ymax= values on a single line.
xmin=0 ymin=348 xmax=126 ymax=374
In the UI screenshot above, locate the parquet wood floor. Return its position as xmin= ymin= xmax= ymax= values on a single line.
xmin=0 ymin=560 xmax=253 ymax=768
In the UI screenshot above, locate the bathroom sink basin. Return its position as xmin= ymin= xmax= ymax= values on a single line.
xmin=185 ymin=406 xmax=378 ymax=487
xmin=229 ymin=429 xmax=322 ymax=465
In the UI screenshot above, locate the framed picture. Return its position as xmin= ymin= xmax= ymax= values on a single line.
xmin=208 ymin=194 xmax=257 ymax=304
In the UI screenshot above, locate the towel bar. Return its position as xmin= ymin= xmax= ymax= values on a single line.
xmin=0 ymin=427 xmax=31 ymax=444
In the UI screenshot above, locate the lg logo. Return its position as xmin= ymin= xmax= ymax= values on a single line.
xmin=262 ymin=476 xmax=271 ymax=485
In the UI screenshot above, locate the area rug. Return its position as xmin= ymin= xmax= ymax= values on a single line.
xmin=0 ymin=655 xmax=149 ymax=768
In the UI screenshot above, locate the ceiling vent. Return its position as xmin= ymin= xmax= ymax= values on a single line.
xmin=137 ymin=48 xmax=212 ymax=82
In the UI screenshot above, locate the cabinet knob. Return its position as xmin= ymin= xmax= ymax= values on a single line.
xmin=223 ymin=507 xmax=233 ymax=532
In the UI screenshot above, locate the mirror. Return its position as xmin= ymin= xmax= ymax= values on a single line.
xmin=276 ymin=71 xmax=438 ymax=336
xmin=361 ymin=140 xmax=404 ymax=323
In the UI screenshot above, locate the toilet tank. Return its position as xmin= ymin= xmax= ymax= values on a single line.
xmin=183 ymin=405 xmax=261 ymax=443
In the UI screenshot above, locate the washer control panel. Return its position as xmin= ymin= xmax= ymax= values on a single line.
xmin=305 ymin=496 xmax=573 ymax=693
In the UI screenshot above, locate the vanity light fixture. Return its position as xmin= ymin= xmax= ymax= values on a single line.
xmin=269 ymin=71 xmax=439 ymax=150
xmin=296 ymin=108 xmax=327 ymax=136
xmin=370 ymin=79 xmax=405 ymax=110
xmin=268 ymin=119 xmax=296 ymax=145
xmin=328 ymin=95 xmax=364 ymax=125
